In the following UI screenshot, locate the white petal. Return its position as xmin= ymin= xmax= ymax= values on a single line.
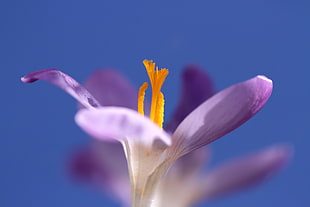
xmin=75 ymin=107 xmax=171 ymax=148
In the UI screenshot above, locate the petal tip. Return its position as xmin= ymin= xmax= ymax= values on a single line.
xmin=21 ymin=69 xmax=101 ymax=109
xmin=20 ymin=76 xmax=27 ymax=82
xmin=265 ymin=144 xmax=294 ymax=166
xmin=21 ymin=69 xmax=60 ymax=83
xmin=21 ymin=75 xmax=35 ymax=83
xmin=256 ymin=75 xmax=272 ymax=83
xmin=249 ymin=75 xmax=273 ymax=114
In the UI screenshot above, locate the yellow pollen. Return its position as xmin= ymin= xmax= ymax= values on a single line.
xmin=137 ymin=60 xmax=169 ymax=128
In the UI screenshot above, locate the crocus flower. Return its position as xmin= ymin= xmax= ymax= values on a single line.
xmin=22 ymin=60 xmax=291 ymax=207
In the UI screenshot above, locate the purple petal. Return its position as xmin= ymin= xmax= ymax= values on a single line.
xmin=170 ymin=75 xmax=273 ymax=158
xmin=202 ymin=145 xmax=292 ymax=199
xmin=69 ymin=142 xmax=130 ymax=205
xmin=75 ymin=107 xmax=171 ymax=147
xmin=21 ymin=69 xmax=101 ymax=109
xmin=82 ymin=69 xmax=138 ymax=109
xmin=165 ymin=64 xmax=215 ymax=132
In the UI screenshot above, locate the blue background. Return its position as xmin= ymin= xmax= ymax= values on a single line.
xmin=1 ymin=0 xmax=309 ymax=206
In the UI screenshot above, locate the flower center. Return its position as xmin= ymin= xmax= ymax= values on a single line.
xmin=138 ymin=60 xmax=169 ymax=128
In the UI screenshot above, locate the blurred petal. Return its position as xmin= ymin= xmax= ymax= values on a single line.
xmin=82 ymin=69 xmax=137 ymax=109
xmin=75 ymin=107 xmax=171 ymax=147
xmin=21 ymin=69 xmax=101 ymax=109
xmin=171 ymin=147 xmax=210 ymax=178
xmin=165 ymin=65 xmax=215 ymax=132
xmin=169 ymin=75 xmax=273 ymax=158
xmin=151 ymin=148 xmax=211 ymax=207
xmin=201 ymin=145 xmax=293 ymax=199
xmin=69 ymin=142 xmax=130 ymax=205
xmin=153 ymin=167 xmax=202 ymax=207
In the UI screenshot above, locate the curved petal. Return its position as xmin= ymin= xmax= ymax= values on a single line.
xmin=165 ymin=64 xmax=215 ymax=132
xmin=170 ymin=75 xmax=273 ymax=158
xmin=21 ymin=69 xmax=101 ymax=109
xmin=75 ymin=107 xmax=171 ymax=147
xmin=69 ymin=142 xmax=130 ymax=206
xmin=82 ymin=69 xmax=138 ymax=109
xmin=201 ymin=145 xmax=293 ymax=200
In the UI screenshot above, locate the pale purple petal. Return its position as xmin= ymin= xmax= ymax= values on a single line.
xmin=201 ymin=145 xmax=292 ymax=200
xmin=165 ymin=65 xmax=215 ymax=132
xmin=21 ymin=69 xmax=101 ymax=109
xmin=69 ymin=142 xmax=130 ymax=205
xmin=82 ymin=69 xmax=137 ymax=109
xmin=170 ymin=75 xmax=273 ymax=158
xmin=170 ymin=147 xmax=210 ymax=178
xmin=75 ymin=107 xmax=171 ymax=147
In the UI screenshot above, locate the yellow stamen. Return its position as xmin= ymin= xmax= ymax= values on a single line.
xmin=138 ymin=82 xmax=148 ymax=115
xmin=153 ymin=92 xmax=165 ymax=128
xmin=137 ymin=60 xmax=169 ymax=128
